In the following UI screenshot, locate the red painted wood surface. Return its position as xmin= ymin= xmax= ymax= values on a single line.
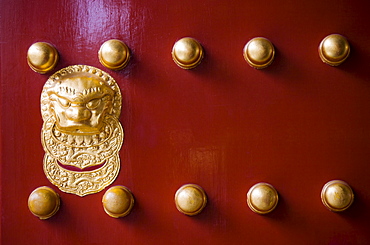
xmin=1 ymin=0 xmax=370 ymax=244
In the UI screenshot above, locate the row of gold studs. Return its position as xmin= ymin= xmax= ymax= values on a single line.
xmin=28 ymin=179 xmax=354 ymax=220
xmin=27 ymin=33 xmax=350 ymax=74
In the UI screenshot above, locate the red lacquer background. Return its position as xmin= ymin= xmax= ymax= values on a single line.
xmin=1 ymin=0 xmax=370 ymax=244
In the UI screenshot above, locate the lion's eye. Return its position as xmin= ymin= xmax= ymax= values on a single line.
xmin=86 ymin=98 xmax=101 ymax=109
xmin=57 ymin=97 xmax=70 ymax=108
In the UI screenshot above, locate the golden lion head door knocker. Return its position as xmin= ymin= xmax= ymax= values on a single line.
xmin=41 ymin=65 xmax=123 ymax=196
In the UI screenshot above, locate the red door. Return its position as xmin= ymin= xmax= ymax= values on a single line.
xmin=2 ymin=0 xmax=370 ymax=244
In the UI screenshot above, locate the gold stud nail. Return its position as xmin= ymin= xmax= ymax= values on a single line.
xmin=175 ymin=184 xmax=207 ymax=216
xmin=99 ymin=39 xmax=130 ymax=70
xmin=247 ymin=182 xmax=279 ymax=214
xmin=319 ymin=34 xmax=350 ymax=66
xmin=102 ymin=186 xmax=134 ymax=218
xmin=243 ymin=37 xmax=275 ymax=69
xmin=27 ymin=42 xmax=59 ymax=74
xmin=172 ymin=37 xmax=204 ymax=69
xmin=321 ymin=180 xmax=354 ymax=212
xmin=28 ymin=186 xmax=60 ymax=219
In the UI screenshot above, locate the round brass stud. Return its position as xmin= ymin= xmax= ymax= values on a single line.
xmin=319 ymin=34 xmax=350 ymax=66
xmin=28 ymin=186 xmax=60 ymax=219
xmin=102 ymin=186 xmax=134 ymax=218
xmin=175 ymin=184 xmax=207 ymax=216
xmin=172 ymin=37 xmax=204 ymax=69
xmin=27 ymin=42 xmax=59 ymax=74
xmin=247 ymin=183 xmax=279 ymax=214
xmin=321 ymin=180 xmax=354 ymax=212
xmin=243 ymin=37 xmax=275 ymax=69
xmin=98 ymin=39 xmax=130 ymax=70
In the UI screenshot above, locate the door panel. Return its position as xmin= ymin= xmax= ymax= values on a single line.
xmin=1 ymin=0 xmax=370 ymax=244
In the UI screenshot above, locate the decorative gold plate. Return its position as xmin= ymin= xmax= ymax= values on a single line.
xmin=41 ymin=65 xmax=124 ymax=196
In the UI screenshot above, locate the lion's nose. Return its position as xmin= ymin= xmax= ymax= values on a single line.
xmin=65 ymin=106 xmax=91 ymax=122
